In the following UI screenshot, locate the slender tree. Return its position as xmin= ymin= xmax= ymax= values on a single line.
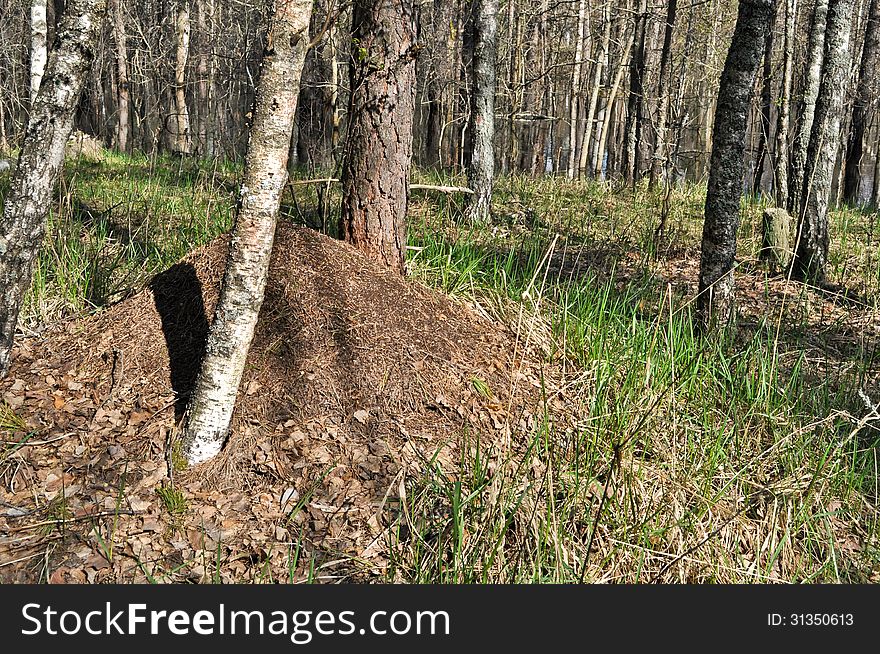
xmin=111 ymin=0 xmax=130 ymax=152
xmin=650 ymin=0 xmax=678 ymax=189
xmin=773 ymin=0 xmax=795 ymax=208
xmin=788 ymin=0 xmax=828 ymax=215
xmin=181 ymin=0 xmax=313 ymax=465
xmin=0 ymin=0 xmax=107 ymax=377
xmin=697 ymin=0 xmax=776 ymax=331
xmin=791 ymin=0 xmax=855 ymax=282
xmin=30 ymin=0 xmax=48 ymax=104
xmin=340 ymin=0 xmax=417 ymax=271
xmin=842 ymin=0 xmax=880 ymax=205
xmin=464 ymin=0 xmax=498 ymax=221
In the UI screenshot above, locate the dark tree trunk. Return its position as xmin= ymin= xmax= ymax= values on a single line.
xmin=792 ymin=0 xmax=855 ymax=282
xmin=340 ymin=0 xmax=417 ymax=273
xmin=842 ymin=0 xmax=880 ymax=205
xmin=752 ymin=3 xmax=776 ymax=194
xmin=649 ymin=0 xmax=678 ymax=189
xmin=697 ymin=0 xmax=776 ymax=331
xmin=0 ymin=0 xmax=106 ymax=376
xmin=464 ymin=0 xmax=497 ymax=222
xmin=624 ymin=0 xmax=649 ymax=186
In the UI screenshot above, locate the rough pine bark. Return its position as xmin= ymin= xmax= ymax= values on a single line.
xmin=0 ymin=0 xmax=106 ymax=376
xmin=30 ymin=0 xmax=48 ymax=103
xmin=181 ymin=0 xmax=312 ymax=465
xmin=788 ymin=0 xmax=828 ymax=215
xmin=464 ymin=0 xmax=498 ymax=221
xmin=697 ymin=0 xmax=775 ymax=331
xmin=842 ymin=0 xmax=880 ymax=204
xmin=792 ymin=0 xmax=855 ymax=282
xmin=340 ymin=0 xmax=417 ymax=271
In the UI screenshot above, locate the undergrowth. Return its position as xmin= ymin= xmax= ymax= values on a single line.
xmin=1 ymin=152 xmax=879 ymax=583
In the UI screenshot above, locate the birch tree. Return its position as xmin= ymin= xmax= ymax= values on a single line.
xmin=697 ymin=0 xmax=775 ymax=331
xmin=787 ymin=0 xmax=827 ymax=216
xmin=30 ymin=0 xmax=48 ymax=104
xmin=464 ymin=0 xmax=498 ymax=221
xmin=791 ymin=0 xmax=855 ymax=282
xmin=181 ymin=0 xmax=313 ymax=465
xmin=0 ymin=0 xmax=107 ymax=377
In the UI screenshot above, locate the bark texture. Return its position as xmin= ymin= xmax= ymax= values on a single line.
xmin=181 ymin=0 xmax=312 ymax=465
xmin=172 ymin=0 xmax=192 ymax=155
xmin=111 ymin=0 xmax=130 ymax=152
xmin=842 ymin=0 xmax=880 ymax=205
xmin=792 ymin=0 xmax=854 ymax=282
xmin=788 ymin=0 xmax=828 ymax=215
xmin=773 ymin=0 xmax=795 ymax=207
xmin=30 ymin=0 xmax=48 ymax=103
xmin=697 ymin=0 xmax=775 ymax=331
xmin=464 ymin=0 xmax=498 ymax=220
xmin=340 ymin=0 xmax=417 ymax=272
xmin=0 ymin=0 xmax=106 ymax=377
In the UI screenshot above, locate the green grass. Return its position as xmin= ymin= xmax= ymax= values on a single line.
xmin=2 ymin=150 xmax=880 ymax=582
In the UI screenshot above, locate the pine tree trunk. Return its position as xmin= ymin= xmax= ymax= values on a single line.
xmin=842 ymin=0 xmax=880 ymax=205
xmin=340 ymin=0 xmax=417 ymax=271
xmin=0 ymin=0 xmax=107 ymax=377
xmin=181 ymin=0 xmax=312 ymax=465
xmin=792 ymin=0 xmax=855 ymax=282
xmin=111 ymin=0 xmax=130 ymax=153
xmin=788 ymin=0 xmax=828 ymax=215
xmin=30 ymin=0 xmax=48 ymax=104
xmin=465 ymin=0 xmax=498 ymax=221
xmin=697 ymin=0 xmax=775 ymax=331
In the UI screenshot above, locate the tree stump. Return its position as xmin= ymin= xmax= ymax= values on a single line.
xmin=759 ymin=207 xmax=794 ymax=275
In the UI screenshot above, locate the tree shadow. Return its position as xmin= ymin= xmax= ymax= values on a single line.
xmin=150 ymin=263 xmax=210 ymax=418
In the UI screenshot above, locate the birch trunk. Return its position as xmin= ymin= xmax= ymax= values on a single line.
xmin=340 ymin=0 xmax=417 ymax=271
xmin=0 ymin=0 xmax=107 ymax=376
xmin=773 ymin=0 xmax=795 ymax=207
xmin=581 ymin=3 xmax=612 ymax=178
xmin=567 ymin=0 xmax=587 ymax=179
xmin=30 ymin=0 xmax=48 ymax=103
xmin=697 ymin=0 xmax=775 ymax=331
xmin=788 ymin=0 xmax=828 ymax=215
xmin=465 ymin=0 xmax=498 ymax=221
xmin=181 ymin=0 xmax=312 ymax=465
xmin=792 ymin=0 xmax=855 ymax=282
xmin=172 ymin=0 xmax=192 ymax=155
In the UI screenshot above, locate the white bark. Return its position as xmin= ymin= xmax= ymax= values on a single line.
xmin=181 ymin=0 xmax=312 ymax=465
xmin=30 ymin=0 xmax=48 ymax=103
xmin=0 ymin=0 xmax=107 ymax=376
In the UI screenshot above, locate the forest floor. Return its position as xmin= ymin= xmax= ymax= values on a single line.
xmin=1 ymin=150 xmax=880 ymax=583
